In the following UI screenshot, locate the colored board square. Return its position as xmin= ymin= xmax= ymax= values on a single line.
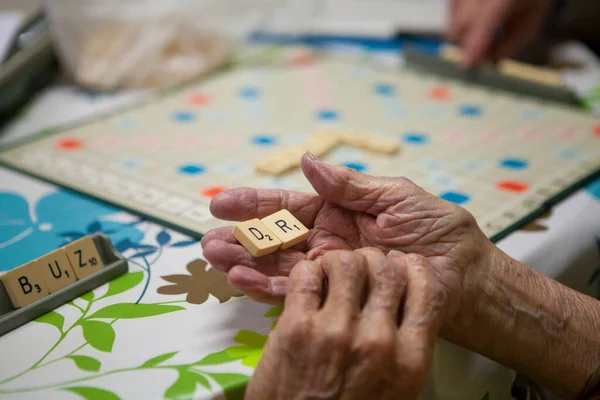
xmin=188 ymin=93 xmax=211 ymax=105
xmin=496 ymin=180 xmax=530 ymax=194
xmin=499 ymin=158 xmax=529 ymax=170
xmin=57 ymin=138 xmax=84 ymax=151
xmin=291 ymin=52 xmax=313 ymax=66
xmin=556 ymin=148 xmax=582 ymax=160
xmin=428 ymin=86 xmax=451 ymax=101
xmin=201 ymin=186 xmax=227 ymax=198
xmin=339 ymin=161 xmax=368 ymax=172
xmin=116 ymin=116 xmax=142 ymax=130
xmin=316 ymin=110 xmax=340 ymax=121
xmin=114 ymin=159 xmax=144 ymax=171
xmin=240 ymin=87 xmax=260 ymax=99
xmin=251 ymin=135 xmax=277 ymax=146
xmin=459 ymin=105 xmax=482 ymax=117
xmin=401 ymin=132 xmax=429 ymax=145
xmin=178 ymin=163 xmax=207 ymax=176
xmin=374 ymin=83 xmax=396 ymax=96
xmin=439 ymin=191 xmax=471 ymax=205
xmin=172 ymin=111 xmax=196 ymax=123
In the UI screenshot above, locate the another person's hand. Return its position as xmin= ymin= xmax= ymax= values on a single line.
xmin=246 ymin=248 xmax=447 ymax=400
xmin=448 ymin=0 xmax=551 ymax=67
xmin=201 ymin=153 xmax=493 ymax=332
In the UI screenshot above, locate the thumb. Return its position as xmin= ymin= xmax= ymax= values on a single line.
xmin=300 ymin=152 xmax=417 ymax=215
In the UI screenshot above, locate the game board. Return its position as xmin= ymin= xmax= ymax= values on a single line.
xmin=1 ymin=47 xmax=599 ymax=241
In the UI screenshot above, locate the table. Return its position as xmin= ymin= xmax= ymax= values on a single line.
xmin=0 ymin=37 xmax=599 ymax=400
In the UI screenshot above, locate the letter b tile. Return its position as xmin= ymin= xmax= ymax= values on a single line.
xmin=2 ymin=260 xmax=49 ymax=308
xmin=232 ymin=219 xmax=282 ymax=257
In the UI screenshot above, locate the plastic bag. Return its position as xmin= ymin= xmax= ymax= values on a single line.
xmin=44 ymin=0 xmax=278 ymax=91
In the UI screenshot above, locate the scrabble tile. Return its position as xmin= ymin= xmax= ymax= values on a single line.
xmin=38 ymin=249 xmax=77 ymax=293
xmin=341 ymin=132 xmax=400 ymax=155
xmin=363 ymin=137 xmax=401 ymax=155
xmin=62 ymin=236 xmax=105 ymax=279
xmin=341 ymin=132 xmax=370 ymax=149
xmin=255 ymin=148 xmax=304 ymax=176
xmin=261 ymin=209 xmax=309 ymax=249
xmin=2 ymin=260 xmax=49 ymax=308
xmin=303 ymin=131 xmax=342 ymax=157
xmin=232 ymin=219 xmax=282 ymax=257
xmin=499 ymin=60 xmax=563 ymax=87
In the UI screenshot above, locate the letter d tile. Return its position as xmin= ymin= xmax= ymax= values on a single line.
xmin=232 ymin=219 xmax=282 ymax=257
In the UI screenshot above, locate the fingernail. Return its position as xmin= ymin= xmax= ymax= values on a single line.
xmin=304 ymin=151 xmax=318 ymax=161
xmin=388 ymin=249 xmax=406 ymax=257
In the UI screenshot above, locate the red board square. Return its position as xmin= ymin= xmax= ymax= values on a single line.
xmin=57 ymin=138 xmax=84 ymax=150
xmin=428 ymin=86 xmax=452 ymax=101
xmin=188 ymin=93 xmax=210 ymax=106
xmin=201 ymin=186 xmax=226 ymax=198
xmin=496 ymin=180 xmax=529 ymax=194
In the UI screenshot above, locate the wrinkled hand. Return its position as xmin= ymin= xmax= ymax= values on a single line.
xmin=201 ymin=153 xmax=493 ymax=330
xmin=246 ymin=248 xmax=447 ymax=400
xmin=449 ymin=0 xmax=550 ymax=67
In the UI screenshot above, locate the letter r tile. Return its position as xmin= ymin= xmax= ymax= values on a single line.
xmin=261 ymin=210 xmax=309 ymax=249
xmin=1 ymin=260 xmax=49 ymax=308
xmin=232 ymin=218 xmax=282 ymax=257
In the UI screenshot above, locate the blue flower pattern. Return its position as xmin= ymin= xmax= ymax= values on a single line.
xmin=0 ymin=190 xmax=144 ymax=273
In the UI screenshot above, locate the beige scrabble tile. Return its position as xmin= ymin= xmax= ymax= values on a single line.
xmin=303 ymin=131 xmax=342 ymax=157
xmin=364 ymin=137 xmax=401 ymax=155
xmin=232 ymin=219 xmax=282 ymax=257
xmin=2 ymin=260 xmax=49 ymax=308
xmin=341 ymin=132 xmax=370 ymax=148
xmin=261 ymin=209 xmax=309 ymax=249
xmin=499 ymin=60 xmax=563 ymax=87
xmin=440 ymin=44 xmax=463 ymax=63
xmin=255 ymin=148 xmax=304 ymax=176
xmin=38 ymin=250 xmax=77 ymax=293
xmin=341 ymin=132 xmax=400 ymax=155
xmin=62 ymin=236 xmax=105 ymax=280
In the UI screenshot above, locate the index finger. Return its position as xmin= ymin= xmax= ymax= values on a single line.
xmin=462 ymin=0 xmax=513 ymax=67
xmin=209 ymin=187 xmax=324 ymax=227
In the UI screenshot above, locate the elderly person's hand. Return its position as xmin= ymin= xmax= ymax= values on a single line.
xmin=246 ymin=248 xmax=447 ymax=400
xmin=201 ymin=153 xmax=492 ymax=334
xmin=448 ymin=0 xmax=551 ymax=67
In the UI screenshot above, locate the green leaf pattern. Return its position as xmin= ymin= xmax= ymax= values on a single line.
xmin=101 ymin=272 xmax=144 ymax=299
xmin=88 ymin=303 xmax=184 ymax=319
xmin=80 ymin=320 xmax=115 ymax=353
xmin=35 ymin=311 xmax=64 ymax=332
xmin=141 ymin=352 xmax=178 ymax=368
xmin=63 ymin=386 xmax=121 ymax=400
xmin=68 ymin=356 xmax=102 ymax=372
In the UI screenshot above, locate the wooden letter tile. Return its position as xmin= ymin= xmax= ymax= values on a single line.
xmin=232 ymin=219 xmax=282 ymax=257
xmin=2 ymin=260 xmax=49 ymax=308
xmin=38 ymin=250 xmax=77 ymax=293
xmin=62 ymin=236 xmax=105 ymax=280
xmin=261 ymin=209 xmax=309 ymax=249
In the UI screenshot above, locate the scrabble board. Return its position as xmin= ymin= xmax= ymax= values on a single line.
xmin=1 ymin=47 xmax=599 ymax=241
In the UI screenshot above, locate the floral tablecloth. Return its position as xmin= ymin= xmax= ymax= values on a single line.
xmin=0 ymin=39 xmax=599 ymax=400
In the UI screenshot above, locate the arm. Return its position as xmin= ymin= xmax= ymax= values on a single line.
xmin=446 ymin=243 xmax=600 ymax=398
